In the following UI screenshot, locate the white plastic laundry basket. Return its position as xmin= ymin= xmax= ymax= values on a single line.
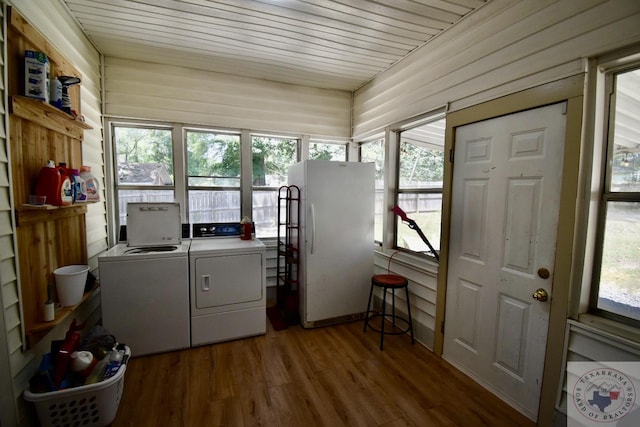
xmin=24 ymin=346 xmax=130 ymax=427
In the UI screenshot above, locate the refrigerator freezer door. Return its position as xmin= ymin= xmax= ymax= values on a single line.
xmin=290 ymin=160 xmax=375 ymax=326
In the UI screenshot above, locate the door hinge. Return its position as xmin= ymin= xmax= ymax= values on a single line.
xmin=449 ymin=148 xmax=455 ymax=163
xmin=441 ymin=320 xmax=445 ymax=334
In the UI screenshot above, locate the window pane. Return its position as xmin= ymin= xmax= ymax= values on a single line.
xmin=610 ymin=69 xmax=640 ymax=192
xmin=188 ymin=190 xmax=240 ymax=224
xmin=252 ymin=136 xmax=298 ymax=238
xmin=399 ymin=119 xmax=445 ymax=189
xmin=597 ymin=201 xmax=640 ymax=321
xmin=396 ymin=193 xmax=441 ymax=255
xmin=309 ymin=142 xmax=346 ymax=161
xmin=186 ymin=131 xmax=240 ymax=187
xmin=252 ymin=190 xmax=279 ymax=238
xmin=396 ymin=118 xmax=444 ymax=257
xmin=252 ymin=136 xmax=297 ymax=187
xmin=114 ymin=127 xmax=174 ymax=186
xmin=117 ymin=189 xmax=175 ymax=225
xmin=360 ymin=139 xmax=384 ymax=242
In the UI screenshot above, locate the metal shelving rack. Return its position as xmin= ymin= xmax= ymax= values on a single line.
xmin=276 ymin=185 xmax=301 ymax=325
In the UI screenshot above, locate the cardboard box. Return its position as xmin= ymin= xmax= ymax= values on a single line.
xmin=25 ymin=51 xmax=49 ymax=102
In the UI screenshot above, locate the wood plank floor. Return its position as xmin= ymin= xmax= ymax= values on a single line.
xmin=113 ymin=320 xmax=536 ymax=426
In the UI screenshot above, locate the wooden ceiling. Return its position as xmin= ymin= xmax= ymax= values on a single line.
xmin=61 ymin=0 xmax=488 ymax=91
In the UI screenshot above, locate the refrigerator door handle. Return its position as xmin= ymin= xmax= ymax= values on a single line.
xmin=310 ymin=203 xmax=316 ymax=254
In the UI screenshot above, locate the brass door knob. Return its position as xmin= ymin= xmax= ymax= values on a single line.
xmin=532 ymin=288 xmax=549 ymax=302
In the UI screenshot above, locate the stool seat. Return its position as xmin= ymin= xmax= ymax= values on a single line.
xmin=364 ymin=274 xmax=415 ymax=350
xmin=372 ymin=274 xmax=408 ymax=287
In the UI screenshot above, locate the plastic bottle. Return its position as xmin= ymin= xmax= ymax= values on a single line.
xmin=57 ymin=162 xmax=74 ymax=205
xmin=35 ymin=160 xmax=73 ymax=206
xmin=103 ymin=349 xmax=123 ymax=379
xmin=71 ymin=169 xmax=87 ymax=202
xmin=59 ymin=163 xmax=76 ymax=203
xmin=70 ymin=351 xmax=96 ymax=377
xmin=49 ymin=77 xmax=62 ymax=109
xmin=84 ymin=356 xmax=109 ymax=385
xmin=80 ymin=166 xmax=99 ymax=202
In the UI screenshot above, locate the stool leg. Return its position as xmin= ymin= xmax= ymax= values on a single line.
xmin=380 ymin=286 xmax=387 ymax=350
xmin=391 ymin=287 xmax=396 ymax=328
xmin=363 ymin=282 xmax=374 ymax=332
xmin=405 ymin=285 xmax=415 ymax=345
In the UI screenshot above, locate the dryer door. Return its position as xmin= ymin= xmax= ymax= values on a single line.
xmin=195 ymin=253 xmax=263 ymax=309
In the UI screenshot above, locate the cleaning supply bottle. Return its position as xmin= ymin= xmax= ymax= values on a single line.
xmin=71 ymin=168 xmax=86 ymax=202
xmin=57 ymin=162 xmax=74 ymax=205
xmin=80 ymin=166 xmax=99 ymax=202
xmin=35 ymin=160 xmax=72 ymax=206
xmin=34 ymin=160 xmax=59 ymax=205
xmin=103 ymin=349 xmax=124 ymax=379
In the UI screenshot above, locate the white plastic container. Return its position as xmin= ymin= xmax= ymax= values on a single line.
xmin=54 ymin=265 xmax=89 ymax=306
xmin=24 ymin=346 xmax=131 ymax=427
xmin=79 ymin=166 xmax=100 ymax=202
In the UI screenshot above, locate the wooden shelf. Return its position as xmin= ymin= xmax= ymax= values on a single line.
xmin=15 ymin=203 xmax=88 ymax=226
xmin=9 ymin=96 xmax=92 ymax=140
xmin=26 ymin=284 xmax=99 ymax=345
xmin=8 ymin=7 xmax=93 ymax=349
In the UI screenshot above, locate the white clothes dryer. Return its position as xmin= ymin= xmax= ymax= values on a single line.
xmin=189 ymin=230 xmax=266 ymax=347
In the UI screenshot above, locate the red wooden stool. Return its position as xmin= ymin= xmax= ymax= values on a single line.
xmin=363 ymin=274 xmax=415 ymax=350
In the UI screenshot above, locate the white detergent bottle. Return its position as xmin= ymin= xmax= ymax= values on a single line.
xmin=79 ymin=165 xmax=99 ymax=202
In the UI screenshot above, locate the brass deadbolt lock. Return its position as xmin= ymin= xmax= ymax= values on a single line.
xmin=537 ymin=267 xmax=551 ymax=279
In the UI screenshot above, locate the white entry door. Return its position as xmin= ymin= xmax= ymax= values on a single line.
xmin=443 ymin=103 xmax=567 ymax=421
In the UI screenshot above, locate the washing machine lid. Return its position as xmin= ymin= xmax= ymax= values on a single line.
xmin=100 ymin=241 xmax=191 ymax=260
xmin=126 ymin=202 xmax=181 ymax=247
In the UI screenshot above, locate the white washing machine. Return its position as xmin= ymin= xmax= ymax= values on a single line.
xmin=99 ymin=203 xmax=191 ymax=356
xmin=189 ymin=224 xmax=266 ymax=347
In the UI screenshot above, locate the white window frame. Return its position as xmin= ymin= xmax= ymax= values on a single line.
xmin=587 ymin=52 xmax=640 ymax=327
xmin=358 ymin=136 xmax=385 ymax=245
xmin=104 ymin=118 xmax=307 ymax=244
xmin=393 ymin=111 xmax=446 ymax=259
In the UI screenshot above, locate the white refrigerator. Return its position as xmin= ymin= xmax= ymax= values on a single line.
xmin=288 ymin=160 xmax=375 ymax=327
